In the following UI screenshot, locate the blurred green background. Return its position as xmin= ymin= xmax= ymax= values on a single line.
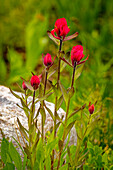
xmin=0 ymin=0 xmax=113 ymax=149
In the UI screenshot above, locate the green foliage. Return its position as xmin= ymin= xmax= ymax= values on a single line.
xmin=83 ymin=141 xmax=113 ymax=169
xmin=0 ymin=1 xmax=113 ymax=169
xmin=1 ymin=138 xmax=25 ymax=169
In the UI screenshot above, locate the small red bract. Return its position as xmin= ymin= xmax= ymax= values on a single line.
xmin=51 ymin=18 xmax=70 ymax=40
xmin=71 ymin=45 xmax=85 ymax=65
xmin=44 ymin=53 xmax=52 ymax=67
xmin=88 ymin=104 xmax=95 ymax=115
xmin=30 ymin=75 xmax=40 ymax=90
xmin=22 ymin=81 xmax=28 ymax=90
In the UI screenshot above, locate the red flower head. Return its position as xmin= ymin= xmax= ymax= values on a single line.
xmin=88 ymin=104 xmax=95 ymax=115
xmin=71 ymin=45 xmax=85 ymax=66
xmin=22 ymin=81 xmax=28 ymax=90
xmin=30 ymin=75 xmax=40 ymax=90
xmin=51 ymin=18 xmax=70 ymax=40
xmin=44 ymin=53 xmax=52 ymax=67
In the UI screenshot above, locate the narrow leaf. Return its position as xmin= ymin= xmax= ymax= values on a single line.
xmin=65 ymin=122 xmax=75 ymax=140
xmin=67 ymin=146 xmax=73 ymax=166
xmin=17 ymin=118 xmax=29 ymax=141
xmin=57 ymin=95 xmax=64 ymax=110
xmin=63 ymin=32 xmax=79 ymax=41
xmin=20 ymin=77 xmax=34 ymax=91
xmin=1 ymin=138 xmax=9 ymax=164
xmin=47 ymin=31 xmax=59 ymax=45
xmin=59 ymin=81 xmax=68 ymax=105
xmin=3 ymin=163 xmax=15 ymax=170
xmin=58 ymin=139 xmax=63 ymax=151
xmin=9 ymin=142 xmax=22 ymax=170
xmin=68 ymin=104 xmax=86 ymax=119
xmin=23 ymin=146 xmax=31 ymax=159
xmin=44 ymin=104 xmax=55 ymax=121
xmin=40 ymin=107 xmax=46 ymax=125
xmin=35 ymin=92 xmax=53 ymax=103
xmin=23 ymin=154 xmax=27 ymax=170
xmin=9 ymin=88 xmax=21 ymax=99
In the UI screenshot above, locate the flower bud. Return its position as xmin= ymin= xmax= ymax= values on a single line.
xmin=30 ymin=75 xmax=40 ymax=90
xmin=88 ymin=104 xmax=94 ymax=115
xmin=51 ymin=18 xmax=70 ymax=40
xmin=22 ymin=81 xmax=28 ymax=90
xmin=71 ymin=45 xmax=85 ymax=66
xmin=44 ymin=53 xmax=52 ymax=67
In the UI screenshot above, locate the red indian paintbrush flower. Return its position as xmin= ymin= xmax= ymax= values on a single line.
xmin=88 ymin=104 xmax=95 ymax=115
xmin=51 ymin=18 xmax=70 ymax=40
xmin=22 ymin=81 xmax=28 ymax=90
xmin=44 ymin=53 xmax=52 ymax=66
xmin=30 ymin=75 xmax=40 ymax=90
xmin=47 ymin=18 xmax=78 ymax=43
xmin=71 ymin=45 xmax=86 ymax=66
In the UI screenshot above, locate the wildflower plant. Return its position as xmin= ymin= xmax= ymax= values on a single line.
xmin=1 ymin=18 xmax=104 ymax=170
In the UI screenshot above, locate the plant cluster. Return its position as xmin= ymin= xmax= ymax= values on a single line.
xmin=1 ymin=18 xmax=113 ymax=170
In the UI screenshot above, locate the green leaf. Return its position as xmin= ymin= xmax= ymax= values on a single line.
xmin=1 ymin=138 xmax=9 ymax=164
xmin=20 ymin=98 xmax=30 ymax=117
xmin=22 ymin=154 xmax=27 ymax=170
xmin=58 ymin=139 xmax=63 ymax=151
xmin=45 ymin=155 xmax=51 ymax=170
xmin=36 ymin=139 xmax=45 ymax=168
xmin=44 ymin=104 xmax=55 ymax=121
xmin=57 ymin=95 xmax=64 ymax=110
xmin=31 ymin=131 xmax=40 ymax=154
xmin=67 ymin=146 xmax=73 ymax=166
xmin=9 ymin=142 xmax=22 ymax=170
xmin=35 ymin=92 xmax=53 ymax=102
xmin=68 ymin=87 xmax=75 ymax=99
xmin=59 ymin=81 xmax=68 ymax=106
xmin=17 ymin=118 xmax=29 ymax=141
xmin=40 ymin=107 xmax=46 ymax=125
xmin=102 ymin=153 xmax=108 ymax=165
xmin=9 ymin=88 xmax=21 ymax=99
xmin=57 ymin=124 xmax=64 ymax=139
xmin=23 ymin=146 xmax=31 ymax=159
xmin=3 ymin=163 xmax=15 ymax=170
xmin=12 ymin=137 xmax=25 ymax=155
xmin=46 ymin=139 xmax=57 ymax=154
xmin=64 ymin=122 xmax=75 ymax=140
xmin=68 ymin=104 xmax=86 ymax=120
xmin=56 ymin=112 xmax=64 ymax=124
xmin=59 ymin=164 xmax=68 ymax=170
xmin=75 ymin=64 xmax=84 ymax=80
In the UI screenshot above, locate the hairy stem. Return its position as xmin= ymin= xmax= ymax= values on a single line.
xmin=51 ymin=39 xmax=62 ymax=170
xmin=71 ymin=61 xmax=76 ymax=88
xmin=42 ymin=70 xmax=48 ymax=142
xmin=57 ymin=61 xmax=77 ymax=169
xmin=57 ymin=98 xmax=70 ymax=169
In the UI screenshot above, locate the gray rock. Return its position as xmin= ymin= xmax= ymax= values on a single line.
xmin=0 ymin=86 xmax=77 ymax=157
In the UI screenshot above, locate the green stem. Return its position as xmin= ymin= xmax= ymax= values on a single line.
xmin=42 ymin=70 xmax=48 ymax=142
xmin=71 ymin=61 xmax=76 ymax=88
xmin=74 ymin=116 xmax=91 ymax=167
xmin=29 ymin=90 xmax=35 ymax=169
xmin=57 ymin=98 xmax=70 ymax=169
xmin=57 ymin=61 xmax=76 ymax=169
xmin=32 ymin=91 xmax=35 ymax=113
xmin=44 ymin=70 xmax=48 ymax=96
xmin=51 ymin=39 xmax=62 ymax=170
xmin=25 ymin=90 xmax=27 ymax=106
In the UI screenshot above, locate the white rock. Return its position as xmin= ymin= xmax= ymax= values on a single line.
xmin=0 ymin=86 xmax=77 ymax=156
